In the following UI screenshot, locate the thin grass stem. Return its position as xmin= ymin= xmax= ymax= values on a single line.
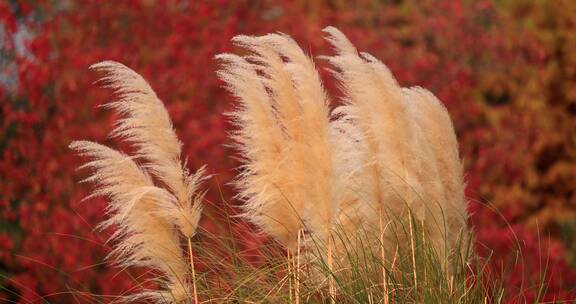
xmin=188 ymin=237 xmax=199 ymax=304
xmin=287 ymin=249 xmax=293 ymax=303
xmin=409 ymin=211 xmax=418 ymax=302
xmin=296 ymin=229 xmax=302 ymax=304
xmin=379 ymin=209 xmax=389 ymax=304
xmin=327 ymin=231 xmax=335 ymax=304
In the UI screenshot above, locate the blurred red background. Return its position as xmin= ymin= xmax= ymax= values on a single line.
xmin=1 ymin=1 xmax=575 ymax=302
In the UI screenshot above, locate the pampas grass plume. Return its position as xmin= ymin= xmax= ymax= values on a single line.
xmin=71 ymin=61 xmax=206 ymax=303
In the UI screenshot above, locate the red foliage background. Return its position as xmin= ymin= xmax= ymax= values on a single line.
xmin=1 ymin=1 xmax=575 ymax=302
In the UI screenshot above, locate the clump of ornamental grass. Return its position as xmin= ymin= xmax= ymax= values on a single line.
xmin=215 ymin=26 xmax=469 ymax=302
xmin=70 ymin=27 xmax=507 ymax=303
xmin=171 ymin=204 xmax=505 ymax=304
xmin=70 ymin=61 xmax=206 ymax=303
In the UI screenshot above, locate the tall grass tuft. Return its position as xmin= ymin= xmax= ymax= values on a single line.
xmin=216 ymin=32 xmax=342 ymax=301
xmin=69 ymin=27 xmax=502 ymax=303
xmin=71 ymin=61 xmax=206 ymax=303
xmin=214 ymin=26 xmax=469 ymax=300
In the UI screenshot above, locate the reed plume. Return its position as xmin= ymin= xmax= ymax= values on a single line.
xmin=70 ymin=61 xmax=206 ymax=303
xmin=217 ymin=32 xmax=341 ymax=301
xmin=322 ymin=27 xmax=468 ymax=263
xmin=322 ymin=26 xmax=417 ymax=219
xmin=89 ymin=61 xmax=206 ymax=240
xmin=216 ymin=34 xmax=338 ymax=248
xmin=403 ymin=87 xmax=469 ymax=261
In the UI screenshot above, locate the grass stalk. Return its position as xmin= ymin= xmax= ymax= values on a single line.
xmin=409 ymin=211 xmax=418 ymax=302
xmin=379 ymin=210 xmax=389 ymax=304
xmin=287 ymin=249 xmax=293 ymax=303
xmin=296 ymin=229 xmax=302 ymax=304
xmin=188 ymin=237 xmax=199 ymax=304
xmin=421 ymin=218 xmax=427 ymax=285
xmin=327 ymin=230 xmax=335 ymax=304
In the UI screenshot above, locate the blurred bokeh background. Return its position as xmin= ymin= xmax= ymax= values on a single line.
xmin=1 ymin=0 xmax=575 ymax=302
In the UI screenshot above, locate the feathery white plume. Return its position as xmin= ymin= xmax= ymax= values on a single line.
xmin=89 ymin=61 xmax=205 ymax=239
xmin=217 ymin=34 xmax=338 ymax=248
xmin=216 ymin=52 xmax=303 ymax=248
xmin=322 ymin=26 xmax=418 ymax=221
xmin=403 ymin=87 xmax=468 ymax=259
xmin=71 ymin=61 xmax=206 ymax=302
xmin=322 ymin=26 xmax=468 ymax=262
xmin=218 ymin=33 xmax=341 ymax=300
xmin=69 ymin=141 xmax=190 ymax=302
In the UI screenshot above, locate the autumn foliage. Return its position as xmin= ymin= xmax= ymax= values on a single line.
xmin=1 ymin=1 xmax=575 ymax=302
